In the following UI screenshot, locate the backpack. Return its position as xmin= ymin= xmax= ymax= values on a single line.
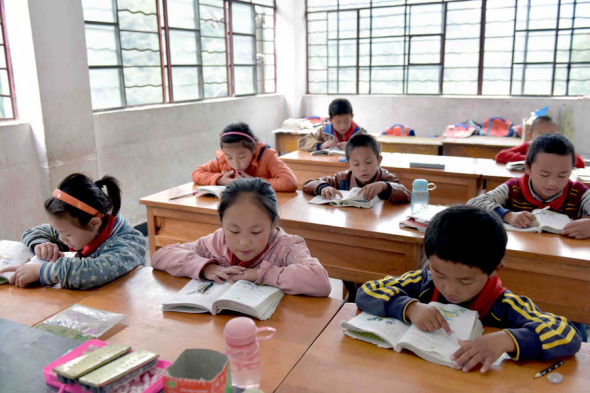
xmin=479 ymin=117 xmax=521 ymax=137
xmin=305 ymin=116 xmax=329 ymax=125
xmin=443 ymin=121 xmax=480 ymax=138
xmin=382 ymin=124 xmax=415 ymax=137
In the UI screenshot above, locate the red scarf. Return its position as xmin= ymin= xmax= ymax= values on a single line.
xmin=335 ymin=121 xmax=358 ymax=142
xmin=72 ymin=215 xmax=116 ymax=257
xmin=431 ymin=276 xmax=506 ymax=319
xmin=518 ymin=173 xmax=570 ymax=210
xmin=229 ymin=243 xmax=270 ymax=268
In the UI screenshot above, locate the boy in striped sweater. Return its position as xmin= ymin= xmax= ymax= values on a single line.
xmin=356 ymin=205 xmax=582 ymax=372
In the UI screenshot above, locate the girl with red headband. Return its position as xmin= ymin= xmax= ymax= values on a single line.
xmin=0 ymin=173 xmax=146 ymax=289
xmin=192 ymin=122 xmax=298 ymax=192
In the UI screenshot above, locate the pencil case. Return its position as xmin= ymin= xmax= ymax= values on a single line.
xmin=43 ymin=339 xmax=171 ymax=393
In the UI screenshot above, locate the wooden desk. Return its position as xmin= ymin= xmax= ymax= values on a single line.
xmin=278 ymin=193 xmax=425 ymax=284
xmin=0 ymin=283 xmax=101 ymax=326
xmin=273 ymin=128 xmax=313 ymax=155
xmin=76 ymin=267 xmax=344 ymax=393
xmin=277 ymin=303 xmax=590 ymax=393
xmin=280 ymin=150 xmax=488 ymax=204
xmin=139 ymin=183 xmax=298 ymax=256
xmin=377 ymin=135 xmax=442 ymax=155
xmin=442 ymin=136 xmax=521 ymax=159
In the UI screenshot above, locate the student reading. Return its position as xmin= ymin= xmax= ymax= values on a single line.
xmin=495 ymin=115 xmax=585 ymax=168
xmin=0 ymin=173 xmax=146 ymax=289
xmin=469 ymin=133 xmax=590 ymax=239
xmin=298 ymin=98 xmax=367 ymax=152
xmin=303 ymin=133 xmax=411 ymax=203
xmin=192 ymin=122 xmax=298 ymax=192
xmin=356 ymin=205 xmax=581 ymax=372
xmin=152 ymin=178 xmax=331 ymax=297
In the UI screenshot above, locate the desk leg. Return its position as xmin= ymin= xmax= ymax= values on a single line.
xmin=145 ymin=206 xmax=157 ymax=258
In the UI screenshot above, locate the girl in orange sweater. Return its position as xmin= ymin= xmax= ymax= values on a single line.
xmin=192 ymin=122 xmax=298 ymax=192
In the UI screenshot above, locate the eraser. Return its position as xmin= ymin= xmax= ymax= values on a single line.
xmin=53 ymin=343 xmax=131 ymax=383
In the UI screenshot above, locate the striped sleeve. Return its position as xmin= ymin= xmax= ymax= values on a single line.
xmin=467 ymin=183 xmax=510 ymax=217
xmin=579 ymin=189 xmax=590 ymax=217
xmin=491 ymin=292 xmax=582 ymax=361
xmin=356 ymin=270 xmax=427 ymax=321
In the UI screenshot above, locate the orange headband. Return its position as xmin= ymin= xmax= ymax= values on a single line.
xmin=52 ymin=189 xmax=104 ymax=218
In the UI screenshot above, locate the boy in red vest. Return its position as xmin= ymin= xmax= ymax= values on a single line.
xmin=469 ymin=133 xmax=590 ymax=239
xmin=298 ymin=98 xmax=366 ymax=151
xmin=357 ymin=205 xmax=582 ymax=372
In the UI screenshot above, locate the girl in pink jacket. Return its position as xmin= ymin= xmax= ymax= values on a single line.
xmin=152 ymin=178 xmax=331 ymax=297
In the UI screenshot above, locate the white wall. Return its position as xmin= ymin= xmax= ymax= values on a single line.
xmin=301 ymin=95 xmax=590 ymax=154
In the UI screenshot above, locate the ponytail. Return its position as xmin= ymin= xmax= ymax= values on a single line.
xmin=45 ymin=173 xmax=122 ymax=228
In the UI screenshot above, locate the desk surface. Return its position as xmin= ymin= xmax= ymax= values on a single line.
xmin=443 ymin=135 xmax=522 ymax=148
xmin=76 ymin=267 xmax=344 ymax=393
xmin=277 ymin=303 xmax=590 ymax=393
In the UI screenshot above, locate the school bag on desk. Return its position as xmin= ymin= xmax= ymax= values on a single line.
xmin=479 ymin=117 xmax=522 ymax=137
xmin=382 ymin=124 xmax=415 ymax=136
xmin=443 ymin=121 xmax=480 ymax=138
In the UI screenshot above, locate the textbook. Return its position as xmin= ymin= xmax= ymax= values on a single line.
xmin=341 ymin=302 xmax=483 ymax=369
xmin=399 ymin=205 xmax=447 ymax=232
xmin=0 ymin=240 xmax=34 ymax=283
xmin=162 ymin=279 xmax=284 ymax=320
xmin=308 ymin=187 xmax=379 ymax=209
xmin=506 ymin=160 xmax=526 ymax=171
xmin=310 ymin=148 xmax=346 ymax=156
xmin=504 ymin=208 xmax=570 ymax=234
xmin=169 ymin=185 xmax=226 ymax=200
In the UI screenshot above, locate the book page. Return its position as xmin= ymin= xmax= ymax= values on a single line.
xmin=340 ymin=311 xmax=411 ymax=349
xmin=409 ymin=205 xmax=447 ymax=223
xmin=0 ymin=240 xmax=34 ymax=283
xmin=162 ymin=280 xmax=231 ymax=313
xmin=215 ymin=280 xmax=282 ymax=312
xmin=196 ymin=185 xmax=226 ymax=198
xmin=534 ymin=209 xmax=570 ymax=232
xmin=399 ymin=302 xmax=481 ymax=362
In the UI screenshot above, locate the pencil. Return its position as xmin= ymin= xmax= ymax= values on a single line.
xmin=534 ymin=360 xmax=564 ymax=378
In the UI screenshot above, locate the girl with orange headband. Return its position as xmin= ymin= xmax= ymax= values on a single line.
xmin=191 ymin=122 xmax=298 ymax=192
xmin=0 ymin=173 xmax=146 ymax=289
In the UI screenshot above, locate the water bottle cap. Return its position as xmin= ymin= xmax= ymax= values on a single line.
xmin=224 ymin=317 xmax=258 ymax=346
xmin=412 ymin=179 xmax=428 ymax=189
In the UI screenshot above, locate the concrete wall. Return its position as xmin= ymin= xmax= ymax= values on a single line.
xmin=301 ymin=95 xmax=590 ymax=154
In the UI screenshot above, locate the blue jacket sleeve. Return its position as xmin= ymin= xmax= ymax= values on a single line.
xmin=356 ymin=270 xmax=430 ymax=322
xmin=487 ymin=291 xmax=582 ymax=361
xmin=21 ymin=224 xmax=69 ymax=252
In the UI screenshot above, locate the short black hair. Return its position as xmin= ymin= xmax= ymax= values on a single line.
xmin=530 ymin=115 xmax=556 ymax=133
xmin=345 ymin=133 xmax=381 ymax=160
xmin=328 ymin=98 xmax=353 ymax=118
xmin=219 ymin=122 xmax=258 ymax=151
xmin=424 ymin=205 xmax=507 ymax=275
xmin=525 ymin=133 xmax=576 ymax=168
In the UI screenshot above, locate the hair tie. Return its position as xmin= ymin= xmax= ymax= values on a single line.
xmin=52 ymin=189 xmax=104 ymax=218
xmin=220 ymin=131 xmax=255 ymax=144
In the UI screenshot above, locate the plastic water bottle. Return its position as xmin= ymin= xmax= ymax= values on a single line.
xmin=411 ymin=179 xmax=436 ymax=215
xmin=224 ymin=317 xmax=276 ymax=390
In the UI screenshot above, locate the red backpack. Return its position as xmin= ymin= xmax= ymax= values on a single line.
xmin=382 ymin=124 xmax=415 ymax=137
xmin=479 ymin=117 xmax=521 ymax=137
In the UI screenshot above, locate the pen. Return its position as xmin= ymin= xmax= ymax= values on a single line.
xmin=169 ymin=189 xmax=198 ymax=200
xmin=199 ymin=282 xmax=214 ymax=294
xmin=533 ymin=206 xmax=551 ymax=215
xmin=534 ymin=360 xmax=564 ymax=378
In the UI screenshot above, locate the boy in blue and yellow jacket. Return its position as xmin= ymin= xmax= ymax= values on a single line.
xmin=357 ymin=205 xmax=581 ymax=372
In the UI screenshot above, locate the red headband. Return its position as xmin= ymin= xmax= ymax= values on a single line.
xmin=220 ymin=132 xmax=255 ymax=144
xmin=52 ymin=189 xmax=104 ymax=218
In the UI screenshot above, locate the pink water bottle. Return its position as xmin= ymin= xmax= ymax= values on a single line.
xmin=223 ymin=317 xmax=276 ymax=389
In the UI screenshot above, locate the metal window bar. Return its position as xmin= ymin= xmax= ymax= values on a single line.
xmin=0 ymin=0 xmax=16 ymax=119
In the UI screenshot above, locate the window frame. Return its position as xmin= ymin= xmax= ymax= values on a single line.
xmin=0 ymin=0 xmax=17 ymax=120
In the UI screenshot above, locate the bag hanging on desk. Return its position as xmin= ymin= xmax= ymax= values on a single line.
xmin=382 ymin=124 xmax=415 ymax=137
xmin=479 ymin=117 xmax=522 ymax=138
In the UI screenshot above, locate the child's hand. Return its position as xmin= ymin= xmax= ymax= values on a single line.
xmin=451 ymin=331 xmax=516 ymax=373
xmin=202 ymin=264 xmax=246 ymax=284
xmin=234 ymin=169 xmax=253 ymax=179
xmin=0 ymin=264 xmax=42 ymax=287
xmin=229 ymin=268 xmax=259 ymax=282
xmin=320 ymin=187 xmax=343 ymax=200
xmin=320 ymin=140 xmax=337 ymax=149
xmin=503 ymin=211 xmax=536 ymax=228
xmin=405 ymin=302 xmax=451 ymax=334
xmin=34 ymin=243 xmax=64 ymax=262
xmin=336 ymin=141 xmax=347 ymax=150
xmin=562 ymin=218 xmax=590 ymax=239
xmin=217 ymin=170 xmax=236 ymax=185
xmin=360 ymin=182 xmax=387 ymax=201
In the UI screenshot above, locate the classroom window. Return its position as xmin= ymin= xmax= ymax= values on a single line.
xmin=306 ymin=0 xmax=590 ymax=97
xmin=0 ymin=0 xmax=16 ymax=119
xmin=82 ymin=0 xmax=275 ymax=111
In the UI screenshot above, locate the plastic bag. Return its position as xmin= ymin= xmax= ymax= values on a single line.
xmin=36 ymin=304 xmax=127 ymax=338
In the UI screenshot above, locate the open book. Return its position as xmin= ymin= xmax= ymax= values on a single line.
xmin=169 ymin=185 xmax=226 ymax=200
xmin=399 ymin=205 xmax=447 ymax=232
xmin=0 ymin=240 xmax=34 ymax=283
xmin=341 ymin=302 xmax=483 ymax=368
xmin=162 ymin=279 xmax=284 ymax=320
xmin=504 ymin=208 xmax=570 ymax=234
xmin=310 ymin=148 xmax=346 ymax=156
xmin=308 ymin=187 xmax=379 ymax=209
xmin=506 ymin=160 xmax=526 ymax=171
